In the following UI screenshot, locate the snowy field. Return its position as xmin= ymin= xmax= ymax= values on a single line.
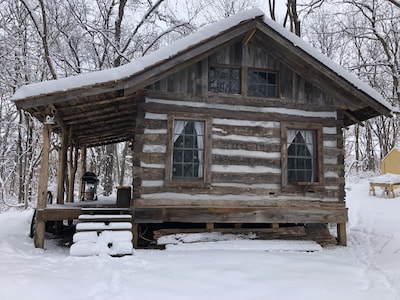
xmin=0 ymin=176 xmax=399 ymax=300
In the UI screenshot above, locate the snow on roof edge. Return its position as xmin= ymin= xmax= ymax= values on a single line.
xmin=261 ymin=16 xmax=394 ymax=113
xmin=12 ymin=8 xmax=264 ymax=102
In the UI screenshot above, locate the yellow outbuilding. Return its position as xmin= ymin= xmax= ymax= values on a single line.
xmin=381 ymin=148 xmax=400 ymax=174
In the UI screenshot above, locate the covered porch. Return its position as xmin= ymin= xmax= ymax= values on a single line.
xmin=13 ymin=82 xmax=145 ymax=248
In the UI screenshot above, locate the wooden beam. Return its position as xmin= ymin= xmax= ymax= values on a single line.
xmin=79 ymin=145 xmax=87 ymax=200
xmin=242 ymin=28 xmax=256 ymax=45
xmin=340 ymin=109 xmax=365 ymax=127
xmin=337 ymin=223 xmax=347 ymax=246
xmin=134 ymin=206 xmax=348 ymax=224
xmin=57 ymin=130 xmax=67 ymax=205
xmin=34 ymin=124 xmax=51 ymax=248
xmin=62 ymin=103 xmax=138 ymax=123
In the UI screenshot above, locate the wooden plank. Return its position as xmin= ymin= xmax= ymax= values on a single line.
xmin=212 ymin=172 xmax=281 ymax=184
xmin=134 ymin=198 xmax=347 ymax=208
xmin=76 ymin=222 xmax=132 ymax=231
xmin=134 ymin=206 xmax=348 ymax=224
xmin=212 ymin=139 xmax=280 ymax=152
xmin=81 ymin=208 xmax=132 ymax=213
xmin=37 ymin=208 xmax=82 ymax=221
xmin=154 ymin=226 xmax=306 ymax=242
xmin=78 ymin=214 xmax=132 ymax=222
xmin=141 ymin=102 xmax=339 ymax=127
xmin=212 ymin=155 xmax=281 ymax=167
xmin=139 ymin=185 xmax=282 ymax=197
xmin=213 ymin=123 xmax=280 ymax=137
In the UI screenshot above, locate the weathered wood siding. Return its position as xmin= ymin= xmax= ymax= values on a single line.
xmin=136 ymin=40 xmax=345 ymax=205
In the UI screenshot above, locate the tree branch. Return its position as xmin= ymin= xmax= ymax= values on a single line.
xmin=20 ymin=0 xmax=58 ymax=79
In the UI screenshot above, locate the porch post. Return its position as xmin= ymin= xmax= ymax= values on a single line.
xmin=79 ymin=146 xmax=87 ymax=200
xmin=34 ymin=123 xmax=51 ymax=248
xmin=337 ymin=223 xmax=347 ymax=246
xmin=57 ymin=130 xmax=67 ymax=204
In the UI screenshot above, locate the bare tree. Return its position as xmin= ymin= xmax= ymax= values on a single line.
xmin=19 ymin=0 xmax=58 ymax=79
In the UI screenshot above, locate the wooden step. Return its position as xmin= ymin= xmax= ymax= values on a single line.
xmin=76 ymin=221 xmax=132 ymax=232
xmin=81 ymin=208 xmax=131 ymax=215
xmin=70 ymin=209 xmax=134 ymax=256
xmin=78 ymin=214 xmax=132 ymax=223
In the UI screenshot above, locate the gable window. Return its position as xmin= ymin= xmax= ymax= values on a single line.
xmin=248 ymin=69 xmax=278 ymax=97
xmin=165 ymin=115 xmax=211 ymax=187
xmin=209 ymin=66 xmax=241 ymax=94
xmin=281 ymin=122 xmax=323 ymax=190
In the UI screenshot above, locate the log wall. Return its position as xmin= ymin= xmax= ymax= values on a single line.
xmin=136 ymin=40 xmax=345 ymax=207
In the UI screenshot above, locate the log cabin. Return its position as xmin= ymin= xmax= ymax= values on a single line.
xmin=12 ymin=8 xmax=393 ymax=251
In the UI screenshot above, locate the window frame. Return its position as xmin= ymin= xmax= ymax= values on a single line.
xmin=247 ymin=68 xmax=279 ymax=98
xmin=281 ymin=122 xmax=324 ymax=191
xmin=208 ymin=64 xmax=241 ymax=95
xmin=165 ymin=114 xmax=212 ymax=188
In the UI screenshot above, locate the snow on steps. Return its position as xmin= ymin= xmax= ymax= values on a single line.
xmin=75 ymin=221 xmax=132 ymax=231
xmin=70 ymin=231 xmax=133 ymax=256
xmin=70 ymin=212 xmax=134 ymax=257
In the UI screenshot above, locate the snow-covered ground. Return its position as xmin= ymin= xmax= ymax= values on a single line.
xmin=0 ymin=176 xmax=399 ymax=300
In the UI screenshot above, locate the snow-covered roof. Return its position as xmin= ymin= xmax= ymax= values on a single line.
xmin=12 ymin=8 xmax=393 ymax=113
xmin=12 ymin=9 xmax=263 ymax=101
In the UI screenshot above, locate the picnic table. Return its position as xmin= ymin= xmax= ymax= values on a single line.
xmin=369 ymin=173 xmax=400 ymax=198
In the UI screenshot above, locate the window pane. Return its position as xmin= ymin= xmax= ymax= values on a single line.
xmin=183 ymin=164 xmax=194 ymax=177
xmin=287 ymin=129 xmax=317 ymax=183
xmin=268 ymin=73 xmax=276 ymax=84
xmin=172 ymin=120 xmax=205 ymax=179
xmin=209 ymin=67 xmax=241 ymax=94
xmin=248 ymin=70 xmax=278 ymax=97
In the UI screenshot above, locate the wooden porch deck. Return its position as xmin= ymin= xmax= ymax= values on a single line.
xmin=33 ymin=198 xmax=348 ymax=249
xmin=38 ymin=197 xmax=125 ymax=221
